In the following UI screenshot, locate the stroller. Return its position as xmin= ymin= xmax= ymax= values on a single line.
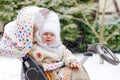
xmin=22 ymin=44 xmax=120 ymax=80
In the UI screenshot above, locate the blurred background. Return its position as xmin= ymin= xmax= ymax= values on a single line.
xmin=0 ymin=0 xmax=120 ymax=53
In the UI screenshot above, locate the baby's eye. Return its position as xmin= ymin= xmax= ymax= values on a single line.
xmin=51 ymin=34 xmax=55 ymax=36
xmin=43 ymin=32 xmax=55 ymax=36
xmin=44 ymin=33 xmax=49 ymax=35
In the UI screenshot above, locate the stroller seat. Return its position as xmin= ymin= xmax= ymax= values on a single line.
xmin=22 ymin=52 xmax=51 ymax=80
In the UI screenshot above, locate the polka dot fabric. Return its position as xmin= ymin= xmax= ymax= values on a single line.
xmin=0 ymin=6 xmax=43 ymax=57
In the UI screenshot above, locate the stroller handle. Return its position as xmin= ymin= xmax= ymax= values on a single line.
xmin=87 ymin=43 xmax=120 ymax=65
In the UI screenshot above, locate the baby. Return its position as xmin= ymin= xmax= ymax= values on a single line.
xmin=31 ymin=9 xmax=90 ymax=80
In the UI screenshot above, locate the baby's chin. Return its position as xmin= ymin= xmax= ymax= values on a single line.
xmin=44 ymin=42 xmax=53 ymax=45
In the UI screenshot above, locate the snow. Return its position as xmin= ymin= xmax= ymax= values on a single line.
xmin=0 ymin=54 xmax=120 ymax=80
xmin=77 ymin=54 xmax=120 ymax=80
xmin=0 ymin=56 xmax=22 ymax=80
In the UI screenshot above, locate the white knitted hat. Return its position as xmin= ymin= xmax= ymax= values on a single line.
xmin=40 ymin=11 xmax=60 ymax=40
xmin=35 ymin=10 xmax=61 ymax=48
xmin=34 ymin=8 xmax=50 ymax=30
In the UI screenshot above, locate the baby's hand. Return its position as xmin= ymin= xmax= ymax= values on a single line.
xmin=70 ymin=62 xmax=80 ymax=69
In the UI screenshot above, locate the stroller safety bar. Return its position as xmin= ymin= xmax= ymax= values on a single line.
xmin=87 ymin=43 xmax=120 ymax=65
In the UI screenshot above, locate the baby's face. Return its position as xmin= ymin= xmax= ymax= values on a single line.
xmin=42 ymin=32 xmax=55 ymax=45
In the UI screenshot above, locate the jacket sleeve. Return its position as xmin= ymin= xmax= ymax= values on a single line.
xmin=62 ymin=45 xmax=78 ymax=66
xmin=31 ymin=44 xmax=64 ymax=71
xmin=42 ymin=61 xmax=64 ymax=71
xmin=32 ymin=52 xmax=64 ymax=71
xmin=31 ymin=44 xmax=44 ymax=62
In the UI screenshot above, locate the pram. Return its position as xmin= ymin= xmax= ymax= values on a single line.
xmin=22 ymin=44 xmax=120 ymax=80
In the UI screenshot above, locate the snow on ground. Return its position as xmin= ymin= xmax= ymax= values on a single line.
xmin=76 ymin=54 xmax=120 ymax=80
xmin=0 ymin=56 xmax=22 ymax=80
xmin=0 ymin=53 xmax=120 ymax=80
